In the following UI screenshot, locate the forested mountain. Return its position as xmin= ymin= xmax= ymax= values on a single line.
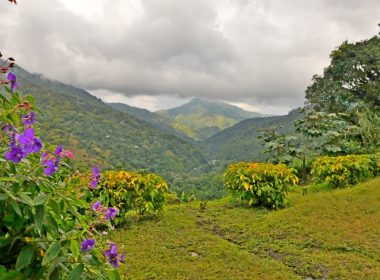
xmin=10 ymin=65 xmax=302 ymax=199
xmin=13 ymin=66 xmax=207 ymax=183
xmin=107 ymin=102 xmax=192 ymax=141
xmin=156 ymin=98 xmax=263 ymax=140
xmin=202 ymin=110 xmax=302 ymax=162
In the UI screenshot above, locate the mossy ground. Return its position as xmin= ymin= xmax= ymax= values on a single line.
xmin=109 ymin=178 xmax=380 ymax=279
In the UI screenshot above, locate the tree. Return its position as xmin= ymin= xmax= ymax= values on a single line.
xmin=258 ymin=110 xmax=360 ymax=182
xmin=305 ymin=36 xmax=380 ymax=112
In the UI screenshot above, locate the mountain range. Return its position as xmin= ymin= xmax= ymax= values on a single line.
xmin=12 ymin=65 xmax=297 ymax=198
xmin=156 ymin=98 xmax=263 ymax=140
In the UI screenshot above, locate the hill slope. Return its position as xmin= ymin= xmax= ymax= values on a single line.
xmin=202 ymin=111 xmax=302 ymax=162
xmin=110 ymin=178 xmax=380 ymax=279
xmin=156 ymin=98 xmax=263 ymax=140
xmin=107 ymin=102 xmax=192 ymax=142
xmin=14 ymin=67 xmax=207 ymax=183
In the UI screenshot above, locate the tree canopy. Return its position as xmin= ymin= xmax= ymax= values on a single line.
xmin=305 ymin=36 xmax=380 ymax=112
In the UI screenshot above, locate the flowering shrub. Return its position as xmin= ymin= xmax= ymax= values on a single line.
xmin=96 ymin=170 xmax=169 ymax=224
xmin=311 ymin=154 xmax=376 ymax=188
xmin=224 ymin=162 xmax=299 ymax=209
xmin=0 ymin=67 xmax=123 ymax=278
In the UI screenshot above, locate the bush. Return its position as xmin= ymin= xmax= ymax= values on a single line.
xmin=224 ymin=162 xmax=299 ymax=209
xmin=311 ymin=154 xmax=376 ymax=188
xmin=369 ymin=152 xmax=380 ymax=176
xmin=0 ymin=71 xmax=122 ymax=278
xmin=96 ymin=170 xmax=169 ymax=224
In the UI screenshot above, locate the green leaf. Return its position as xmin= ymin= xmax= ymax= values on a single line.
xmin=107 ymin=269 xmax=121 ymax=280
xmin=49 ymin=200 xmax=61 ymax=216
xmin=9 ymin=200 xmax=22 ymax=217
xmin=16 ymin=245 xmax=34 ymax=269
xmin=0 ymin=177 xmax=17 ymax=182
xmin=17 ymin=193 xmax=34 ymax=206
xmin=70 ymin=239 xmax=79 ymax=262
xmin=66 ymin=263 xmax=84 ymax=280
xmin=35 ymin=205 xmax=45 ymax=232
xmin=42 ymin=242 xmax=61 ymax=266
xmin=33 ymin=194 xmax=48 ymax=206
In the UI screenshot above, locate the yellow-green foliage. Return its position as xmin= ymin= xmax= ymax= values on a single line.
xmin=224 ymin=162 xmax=299 ymax=209
xmin=98 ymin=171 xmax=169 ymax=222
xmin=370 ymin=152 xmax=380 ymax=175
xmin=311 ymin=154 xmax=376 ymax=188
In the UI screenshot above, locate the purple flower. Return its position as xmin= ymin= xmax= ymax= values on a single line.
xmin=54 ymin=145 xmax=63 ymax=156
xmin=92 ymin=200 xmax=101 ymax=211
xmin=43 ymin=159 xmax=58 ymax=176
xmin=90 ymin=166 xmax=101 ymax=189
xmin=81 ymin=239 xmax=95 ymax=252
xmin=16 ymin=128 xmax=42 ymax=154
xmin=5 ymin=141 xmax=24 ymax=163
xmin=7 ymin=72 xmax=18 ymax=93
xmin=4 ymin=127 xmax=43 ymax=163
xmin=106 ymin=207 xmax=117 ymax=220
xmin=21 ymin=112 xmax=35 ymax=126
xmin=104 ymin=243 xmax=123 ymax=268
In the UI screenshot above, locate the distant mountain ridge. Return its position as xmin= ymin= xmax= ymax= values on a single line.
xmin=201 ymin=110 xmax=302 ymax=162
xmin=156 ymin=98 xmax=263 ymax=140
xmin=13 ymin=66 xmax=208 ymax=184
xmin=10 ymin=65 xmax=301 ymax=199
xmin=107 ymin=102 xmax=193 ymax=142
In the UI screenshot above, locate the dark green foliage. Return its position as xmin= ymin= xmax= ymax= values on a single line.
xmin=0 ymin=83 xmax=119 ymax=279
xmin=306 ymin=36 xmax=380 ymax=112
xmin=108 ymin=102 xmax=192 ymax=141
xmin=171 ymin=170 xmax=226 ymax=200
xmin=13 ymin=66 xmax=207 ymax=185
xmin=305 ymin=36 xmax=380 ymax=153
xmin=202 ymin=110 xmax=302 ymax=162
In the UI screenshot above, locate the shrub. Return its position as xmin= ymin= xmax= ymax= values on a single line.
xmin=96 ymin=170 xmax=169 ymax=224
xmin=311 ymin=154 xmax=376 ymax=188
xmin=369 ymin=152 xmax=380 ymax=176
xmin=224 ymin=162 xmax=299 ymax=209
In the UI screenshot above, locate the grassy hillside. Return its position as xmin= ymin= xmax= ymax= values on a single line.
xmin=157 ymin=98 xmax=263 ymax=140
xmin=14 ymin=67 xmax=207 ymax=183
xmin=109 ymin=178 xmax=380 ymax=279
xmin=202 ymin=110 xmax=302 ymax=162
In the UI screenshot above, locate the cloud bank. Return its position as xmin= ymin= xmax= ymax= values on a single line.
xmin=0 ymin=0 xmax=379 ymax=113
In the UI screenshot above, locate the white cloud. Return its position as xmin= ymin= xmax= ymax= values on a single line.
xmin=0 ymin=0 xmax=379 ymax=113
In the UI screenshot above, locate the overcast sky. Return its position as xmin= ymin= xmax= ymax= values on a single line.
xmin=0 ymin=0 xmax=379 ymax=114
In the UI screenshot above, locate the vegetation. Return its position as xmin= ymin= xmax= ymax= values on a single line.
xmin=305 ymin=36 xmax=380 ymax=153
xmin=157 ymin=98 xmax=262 ymax=140
xmin=109 ymin=178 xmax=380 ymax=279
xmin=224 ymin=162 xmax=298 ymax=208
xmin=2 ymin=2 xmax=380 ymax=277
xmin=311 ymin=154 xmax=379 ymax=188
xmin=0 ymin=65 xmax=122 ymax=279
xmin=96 ymin=170 xmax=169 ymax=224
xmin=14 ymin=66 xmax=208 ymax=187
xmin=201 ymin=111 xmax=301 ymax=163
xmin=305 ymin=36 xmax=380 ymax=113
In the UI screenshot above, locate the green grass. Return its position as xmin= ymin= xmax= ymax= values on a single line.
xmin=109 ymin=178 xmax=380 ymax=279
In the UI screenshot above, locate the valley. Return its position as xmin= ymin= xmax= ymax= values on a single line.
xmin=14 ymin=65 xmax=293 ymax=199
